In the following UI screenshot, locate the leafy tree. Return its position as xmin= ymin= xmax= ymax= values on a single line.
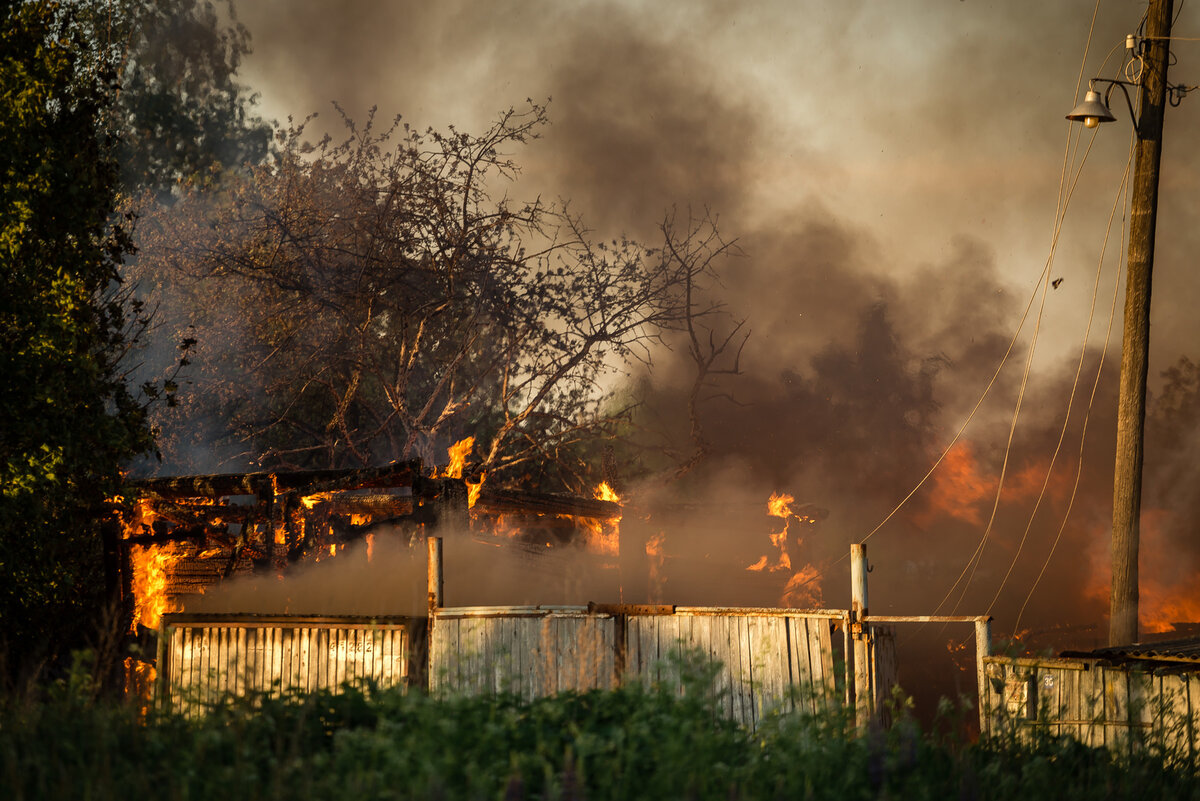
xmin=68 ymin=0 xmax=271 ymax=195
xmin=0 ymin=0 xmax=156 ymax=676
xmin=133 ymin=105 xmax=741 ymax=491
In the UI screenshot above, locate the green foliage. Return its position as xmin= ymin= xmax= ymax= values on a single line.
xmin=0 ymin=0 xmax=154 ymax=675
xmin=66 ymin=0 xmax=272 ymax=195
xmin=5 ymin=679 xmax=1200 ymax=801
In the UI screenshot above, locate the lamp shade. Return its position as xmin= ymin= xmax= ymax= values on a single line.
xmin=1066 ymin=90 xmax=1117 ymax=127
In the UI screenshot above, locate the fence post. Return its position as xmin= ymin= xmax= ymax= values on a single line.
xmin=975 ymin=616 xmax=992 ymax=736
xmin=427 ymin=535 xmax=443 ymax=614
xmin=851 ymin=543 xmax=871 ymax=729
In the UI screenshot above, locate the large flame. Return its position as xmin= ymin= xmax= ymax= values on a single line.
xmin=748 ymin=491 xmax=824 ymax=607
xmin=440 ymin=436 xmax=484 ymax=508
xmin=748 ymin=491 xmax=795 ymax=572
xmin=130 ymin=543 xmax=183 ymax=630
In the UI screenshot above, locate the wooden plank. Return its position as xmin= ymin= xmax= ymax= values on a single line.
xmin=1080 ymin=667 xmax=1102 ymax=747
xmin=557 ymin=616 xmax=575 ymax=693
xmin=238 ymin=623 xmax=250 ymax=700
xmin=560 ymin=616 xmax=578 ymax=692
xmin=370 ymin=628 xmax=383 ymax=688
xmin=296 ymin=626 xmax=308 ymax=694
xmin=756 ymin=616 xmax=788 ymax=720
xmin=519 ymin=616 xmax=537 ymax=699
xmin=378 ymin=628 xmax=391 ymax=688
xmin=292 ymin=627 xmax=305 ymax=693
xmin=793 ymin=617 xmax=817 ymax=714
xmin=428 ymin=617 xmax=445 ymax=695
xmin=600 ymin=615 xmax=616 ymax=691
xmin=1105 ymin=666 xmax=1129 ymax=752
xmin=169 ymin=626 xmax=184 ymax=715
xmin=740 ymin=615 xmax=759 ymax=727
xmin=703 ymin=615 xmax=728 ymax=720
xmin=813 ymin=619 xmax=836 ymax=711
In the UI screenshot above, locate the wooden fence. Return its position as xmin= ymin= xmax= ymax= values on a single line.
xmin=429 ymin=604 xmax=851 ymax=729
xmin=982 ymin=655 xmax=1200 ymax=753
xmin=157 ymin=614 xmax=424 ymax=716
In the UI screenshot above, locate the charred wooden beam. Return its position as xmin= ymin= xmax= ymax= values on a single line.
xmin=475 ymin=488 xmax=621 ymax=519
xmin=586 ymin=603 xmax=676 ymax=616
xmin=326 ymin=495 xmax=415 ymax=517
xmin=123 ymin=528 xmax=210 ymax=547
xmin=126 ymin=459 xmax=425 ymax=499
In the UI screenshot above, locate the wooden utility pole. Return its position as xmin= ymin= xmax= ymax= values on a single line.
xmin=1111 ymin=0 xmax=1173 ymax=646
xmin=850 ymin=543 xmax=871 ymax=728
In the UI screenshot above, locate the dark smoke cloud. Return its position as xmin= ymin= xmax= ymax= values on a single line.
xmin=158 ymin=1 xmax=1200 ymax=692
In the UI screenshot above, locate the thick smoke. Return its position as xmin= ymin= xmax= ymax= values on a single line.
xmin=154 ymin=1 xmax=1200 ymax=710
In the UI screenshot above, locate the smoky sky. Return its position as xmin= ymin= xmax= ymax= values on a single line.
xmin=165 ymin=0 xmax=1200 ymax=646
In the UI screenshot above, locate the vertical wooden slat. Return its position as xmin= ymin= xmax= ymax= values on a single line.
xmin=169 ymin=626 xmax=184 ymax=715
xmin=792 ymin=618 xmax=816 ymax=714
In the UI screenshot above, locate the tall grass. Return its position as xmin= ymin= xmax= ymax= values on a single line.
xmin=4 ymin=660 xmax=1200 ymax=800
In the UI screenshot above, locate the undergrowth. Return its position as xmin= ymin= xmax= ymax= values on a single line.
xmin=3 ymin=661 xmax=1200 ymax=800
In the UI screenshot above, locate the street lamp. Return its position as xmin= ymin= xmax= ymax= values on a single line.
xmin=1065 ymin=79 xmax=1140 ymax=130
xmin=1065 ymin=87 xmax=1117 ymax=128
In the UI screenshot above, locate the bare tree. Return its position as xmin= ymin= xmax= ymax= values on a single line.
xmin=132 ymin=103 xmax=741 ymax=490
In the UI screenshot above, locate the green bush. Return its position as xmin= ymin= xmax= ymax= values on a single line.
xmin=4 ymin=678 xmax=1200 ymax=800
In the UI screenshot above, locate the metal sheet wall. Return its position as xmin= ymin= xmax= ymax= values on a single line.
xmin=430 ymin=607 xmax=841 ymax=729
xmin=160 ymin=615 xmax=418 ymax=716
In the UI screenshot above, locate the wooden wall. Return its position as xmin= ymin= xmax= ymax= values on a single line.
xmin=982 ymin=655 xmax=1200 ymax=754
xmin=429 ymin=606 xmax=843 ymax=729
xmin=159 ymin=615 xmax=422 ymax=716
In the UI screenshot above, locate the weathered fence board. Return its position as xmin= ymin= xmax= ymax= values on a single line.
xmin=430 ymin=606 xmax=845 ymax=729
xmin=159 ymin=614 xmax=422 ymax=717
xmin=983 ymin=655 xmax=1200 ymax=755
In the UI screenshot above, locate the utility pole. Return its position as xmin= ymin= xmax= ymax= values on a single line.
xmin=1110 ymin=0 xmax=1173 ymax=646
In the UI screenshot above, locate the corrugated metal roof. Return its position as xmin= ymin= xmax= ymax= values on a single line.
xmin=1061 ymin=635 xmax=1200 ymax=665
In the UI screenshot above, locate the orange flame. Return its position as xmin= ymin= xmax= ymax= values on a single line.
xmin=646 ymin=531 xmax=666 ymax=602
xmin=123 ymin=657 xmax=156 ymax=718
xmin=580 ymin=482 xmax=621 ymax=556
xmin=1082 ymin=509 xmax=1200 ymax=634
xmin=919 ymin=441 xmax=995 ymax=526
xmin=300 ymin=491 xmax=334 ymax=510
xmin=748 ymin=492 xmax=794 ymax=572
xmin=782 ymin=565 xmax=823 ymax=608
xmin=130 ymin=543 xmax=183 ymax=630
xmin=442 ymin=436 xmax=473 ymax=479
xmin=467 ymin=473 xmax=484 ymax=509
